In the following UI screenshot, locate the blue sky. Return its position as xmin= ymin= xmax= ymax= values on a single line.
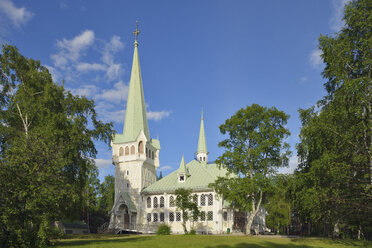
xmin=0 ymin=0 xmax=350 ymax=182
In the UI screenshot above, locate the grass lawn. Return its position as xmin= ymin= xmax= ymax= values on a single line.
xmin=51 ymin=234 xmax=371 ymax=248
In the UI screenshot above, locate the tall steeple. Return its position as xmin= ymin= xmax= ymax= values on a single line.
xmin=196 ymin=110 xmax=208 ymax=163
xmin=122 ymin=21 xmax=150 ymax=141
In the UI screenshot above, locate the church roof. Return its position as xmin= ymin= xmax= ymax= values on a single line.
xmin=114 ymin=31 xmax=150 ymax=144
xmin=197 ymin=112 xmax=207 ymax=154
xmin=142 ymin=159 xmax=229 ymax=194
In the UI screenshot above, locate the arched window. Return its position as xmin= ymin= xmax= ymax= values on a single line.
xmin=153 ymin=197 xmax=158 ymax=208
xmin=146 ymin=148 xmax=148 ymax=157
xmin=119 ymin=147 xmax=124 ymax=156
xmin=147 ymin=197 xmax=151 ymax=208
xmin=193 ymin=194 xmax=198 ymax=205
xmin=201 ymin=194 xmax=206 ymax=206
xmin=152 ymin=151 xmax=154 ymax=160
xmin=169 ymin=196 xmax=175 ymax=207
xmin=200 ymin=157 xmax=202 ymax=161
xmin=169 ymin=212 xmax=174 ymax=222
xmin=153 ymin=213 xmax=158 ymax=222
xmin=125 ymin=146 xmax=129 ymax=155
xmin=160 ymin=196 xmax=164 ymax=208
xmin=208 ymin=194 xmax=213 ymax=206
xmin=130 ymin=145 xmax=135 ymax=155
xmin=200 ymin=211 xmax=206 ymax=221
xmin=138 ymin=141 xmax=144 ymax=154
xmin=203 ymin=157 xmax=206 ymax=161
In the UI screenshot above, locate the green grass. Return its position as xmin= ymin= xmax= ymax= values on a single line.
xmin=51 ymin=234 xmax=371 ymax=248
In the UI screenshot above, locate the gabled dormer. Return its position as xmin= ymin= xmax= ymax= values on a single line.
xmin=177 ymin=155 xmax=190 ymax=182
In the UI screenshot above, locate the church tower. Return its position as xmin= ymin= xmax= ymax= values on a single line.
xmin=109 ymin=22 xmax=160 ymax=230
xmin=196 ymin=111 xmax=208 ymax=163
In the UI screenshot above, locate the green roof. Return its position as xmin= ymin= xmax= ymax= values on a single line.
xmin=197 ymin=115 xmax=207 ymax=154
xmin=118 ymin=192 xmax=137 ymax=212
xmin=142 ymin=159 xmax=229 ymax=194
xmin=119 ymin=40 xmax=150 ymax=143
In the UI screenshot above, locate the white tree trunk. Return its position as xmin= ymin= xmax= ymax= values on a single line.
xmin=333 ymin=221 xmax=340 ymax=238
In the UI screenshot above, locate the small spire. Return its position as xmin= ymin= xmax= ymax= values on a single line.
xmin=178 ymin=155 xmax=190 ymax=175
xmin=133 ymin=20 xmax=141 ymax=46
xmin=201 ymin=108 xmax=203 ymax=120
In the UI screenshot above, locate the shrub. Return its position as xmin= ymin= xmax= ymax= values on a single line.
xmin=189 ymin=229 xmax=196 ymax=235
xmin=156 ymin=224 xmax=171 ymax=235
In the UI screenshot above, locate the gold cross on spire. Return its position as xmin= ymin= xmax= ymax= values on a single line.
xmin=133 ymin=20 xmax=140 ymax=42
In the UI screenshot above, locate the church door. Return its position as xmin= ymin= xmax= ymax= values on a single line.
xmin=119 ymin=204 xmax=130 ymax=229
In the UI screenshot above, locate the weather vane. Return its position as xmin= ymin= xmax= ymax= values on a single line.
xmin=133 ymin=20 xmax=140 ymax=42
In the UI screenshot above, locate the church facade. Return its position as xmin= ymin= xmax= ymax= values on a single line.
xmin=108 ymin=25 xmax=267 ymax=234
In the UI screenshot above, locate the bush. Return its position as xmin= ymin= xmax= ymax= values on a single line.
xmin=156 ymin=224 xmax=171 ymax=235
xmin=189 ymin=229 xmax=196 ymax=235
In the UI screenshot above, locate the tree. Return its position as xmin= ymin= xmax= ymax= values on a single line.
xmin=210 ymin=104 xmax=291 ymax=235
xmin=0 ymin=45 xmax=113 ymax=247
xmin=295 ymin=0 xmax=371 ymax=239
xmin=174 ymin=188 xmax=200 ymax=234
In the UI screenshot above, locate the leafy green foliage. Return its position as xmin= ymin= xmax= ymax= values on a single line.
xmin=156 ymin=224 xmax=171 ymax=235
xmin=294 ymin=0 xmax=371 ymax=239
xmin=0 ymin=45 xmax=114 ymax=247
xmin=210 ymin=104 xmax=291 ymax=234
xmin=174 ymin=188 xmax=200 ymax=234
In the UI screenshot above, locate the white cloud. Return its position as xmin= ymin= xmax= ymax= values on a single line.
xmin=68 ymin=84 xmax=98 ymax=97
xmin=94 ymin=158 xmax=112 ymax=169
xmin=102 ymin=35 xmax=124 ymax=81
xmin=278 ymin=156 xmax=298 ymax=174
xmin=300 ymin=76 xmax=308 ymax=83
xmin=76 ymin=62 xmax=106 ymax=72
xmin=95 ymin=80 xmax=129 ymax=103
xmin=147 ymin=110 xmax=171 ymax=121
xmin=0 ymin=0 xmax=34 ymax=27
xmin=106 ymin=63 xmax=122 ymax=81
xmin=329 ymin=0 xmax=351 ymax=32
xmin=309 ymin=48 xmax=323 ymax=68
xmin=159 ymin=166 xmax=173 ymax=172
xmin=52 ymin=30 xmax=95 ymax=68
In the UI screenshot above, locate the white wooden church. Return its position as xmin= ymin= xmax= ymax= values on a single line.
xmin=108 ymin=24 xmax=268 ymax=234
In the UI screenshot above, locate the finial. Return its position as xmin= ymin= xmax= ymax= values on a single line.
xmin=133 ymin=20 xmax=141 ymax=46
xmin=201 ymin=108 xmax=203 ymax=120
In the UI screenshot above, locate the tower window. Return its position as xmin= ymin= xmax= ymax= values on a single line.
xmin=127 ymin=170 xmax=129 ymax=175
xmin=153 ymin=197 xmax=158 ymax=208
xmin=127 ymin=183 xmax=129 ymax=188
xmin=125 ymin=146 xmax=129 ymax=155
xmin=203 ymin=157 xmax=206 ymax=161
xmin=147 ymin=197 xmax=151 ymax=208
xmin=200 ymin=157 xmax=202 ymax=161
xmin=160 ymin=196 xmax=164 ymax=208
xmin=130 ymin=145 xmax=135 ymax=155
xmin=146 ymin=148 xmax=148 ymax=157
xmin=152 ymin=151 xmax=154 ymax=160
xmin=138 ymin=141 xmax=144 ymax=154
xmin=119 ymin=147 xmax=124 ymax=156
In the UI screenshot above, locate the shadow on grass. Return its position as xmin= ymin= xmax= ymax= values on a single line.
xmin=205 ymin=242 xmax=313 ymax=248
xmin=52 ymin=235 xmax=154 ymax=247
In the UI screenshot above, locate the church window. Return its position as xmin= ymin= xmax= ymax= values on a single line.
xmin=169 ymin=212 xmax=174 ymax=222
xmin=203 ymin=157 xmax=205 ymax=161
xmin=160 ymin=196 xmax=164 ymax=208
xmin=147 ymin=213 xmax=151 ymax=222
xmin=193 ymin=212 xmax=198 ymax=221
xmin=199 ymin=157 xmax=202 ymax=161
xmin=130 ymin=145 xmax=135 ymax=155
xmin=125 ymin=146 xmax=129 ymax=155
xmin=208 ymin=194 xmax=213 ymax=206
xmin=200 ymin=211 xmax=206 ymax=221
xmin=153 ymin=197 xmax=158 ymax=208
xmin=201 ymin=194 xmax=206 ymax=206
xmin=127 ymin=183 xmax=129 ymax=188
xmin=119 ymin=147 xmax=124 ymax=156
xmin=223 ymin=211 xmax=228 ymax=221
xmin=160 ymin=212 xmax=164 ymax=222
xmin=169 ymin=196 xmax=175 ymax=207
xmin=153 ymin=213 xmax=158 ymax=222
xmin=207 ymin=211 xmax=213 ymax=221
xmin=146 ymin=148 xmax=148 ymax=157
xmin=152 ymin=151 xmax=154 ymax=160
xmin=138 ymin=141 xmax=144 ymax=154
xmin=176 ymin=212 xmax=181 ymax=222
xmin=147 ymin=197 xmax=151 ymax=208
xmin=127 ymin=170 xmax=129 ymax=175
xmin=193 ymin=194 xmax=198 ymax=205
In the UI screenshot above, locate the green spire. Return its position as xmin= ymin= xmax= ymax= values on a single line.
xmin=178 ymin=155 xmax=190 ymax=175
xmin=122 ymin=22 xmax=150 ymax=141
xmin=197 ymin=110 xmax=207 ymax=154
